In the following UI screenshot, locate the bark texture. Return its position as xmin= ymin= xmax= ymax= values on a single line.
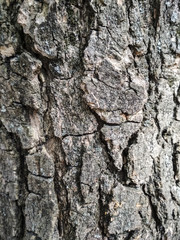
xmin=0 ymin=0 xmax=180 ymax=239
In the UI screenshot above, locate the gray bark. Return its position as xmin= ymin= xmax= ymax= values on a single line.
xmin=0 ymin=0 xmax=180 ymax=239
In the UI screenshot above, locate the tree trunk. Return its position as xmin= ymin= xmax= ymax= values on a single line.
xmin=0 ymin=0 xmax=180 ymax=239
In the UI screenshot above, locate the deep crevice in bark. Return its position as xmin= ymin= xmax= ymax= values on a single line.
xmin=124 ymin=230 xmax=138 ymax=240
xmin=98 ymin=182 xmax=113 ymax=240
xmin=172 ymin=143 xmax=179 ymax=185
xmin=9 ymin=132 xmax=29 ymax=240
xmin=120 ymin=131 xmax=139 ymax=186
xmin=142 ymin=184 xmax=165 ymax=236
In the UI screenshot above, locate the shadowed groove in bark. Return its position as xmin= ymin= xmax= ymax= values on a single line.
xmin=150 ymin=0 xmax=161 ymax=35
xmin=124 ymin=230 xmax=138 ymax=240
xmin=14 ymin=137 xmax=28 ymax=240
xmin=120 ymin=131 xmax=139 ymax=186
xmin=172 ymin=143 xmax=179 ymax=185
xmin=142 ymin=184 xmax=165 ymax=236
xmin=0 ymin=121 xmax=26 ymax=239
xmin=98 ymin=181 xmax=113 ymax=239
xmin=76 ymin=146 xmax=85 ymax=204
xmin=7 ymin=130 xmax=28 ymax=239
xmin=98 ymin=183 xmax=105 ymax=239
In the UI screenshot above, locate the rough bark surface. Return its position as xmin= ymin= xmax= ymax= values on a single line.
xmin=0 ymin=0 xmax=180 ymax=239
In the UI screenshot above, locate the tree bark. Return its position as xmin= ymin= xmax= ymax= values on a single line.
xmin=0 ymin=0 xmax=180 ymax=239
